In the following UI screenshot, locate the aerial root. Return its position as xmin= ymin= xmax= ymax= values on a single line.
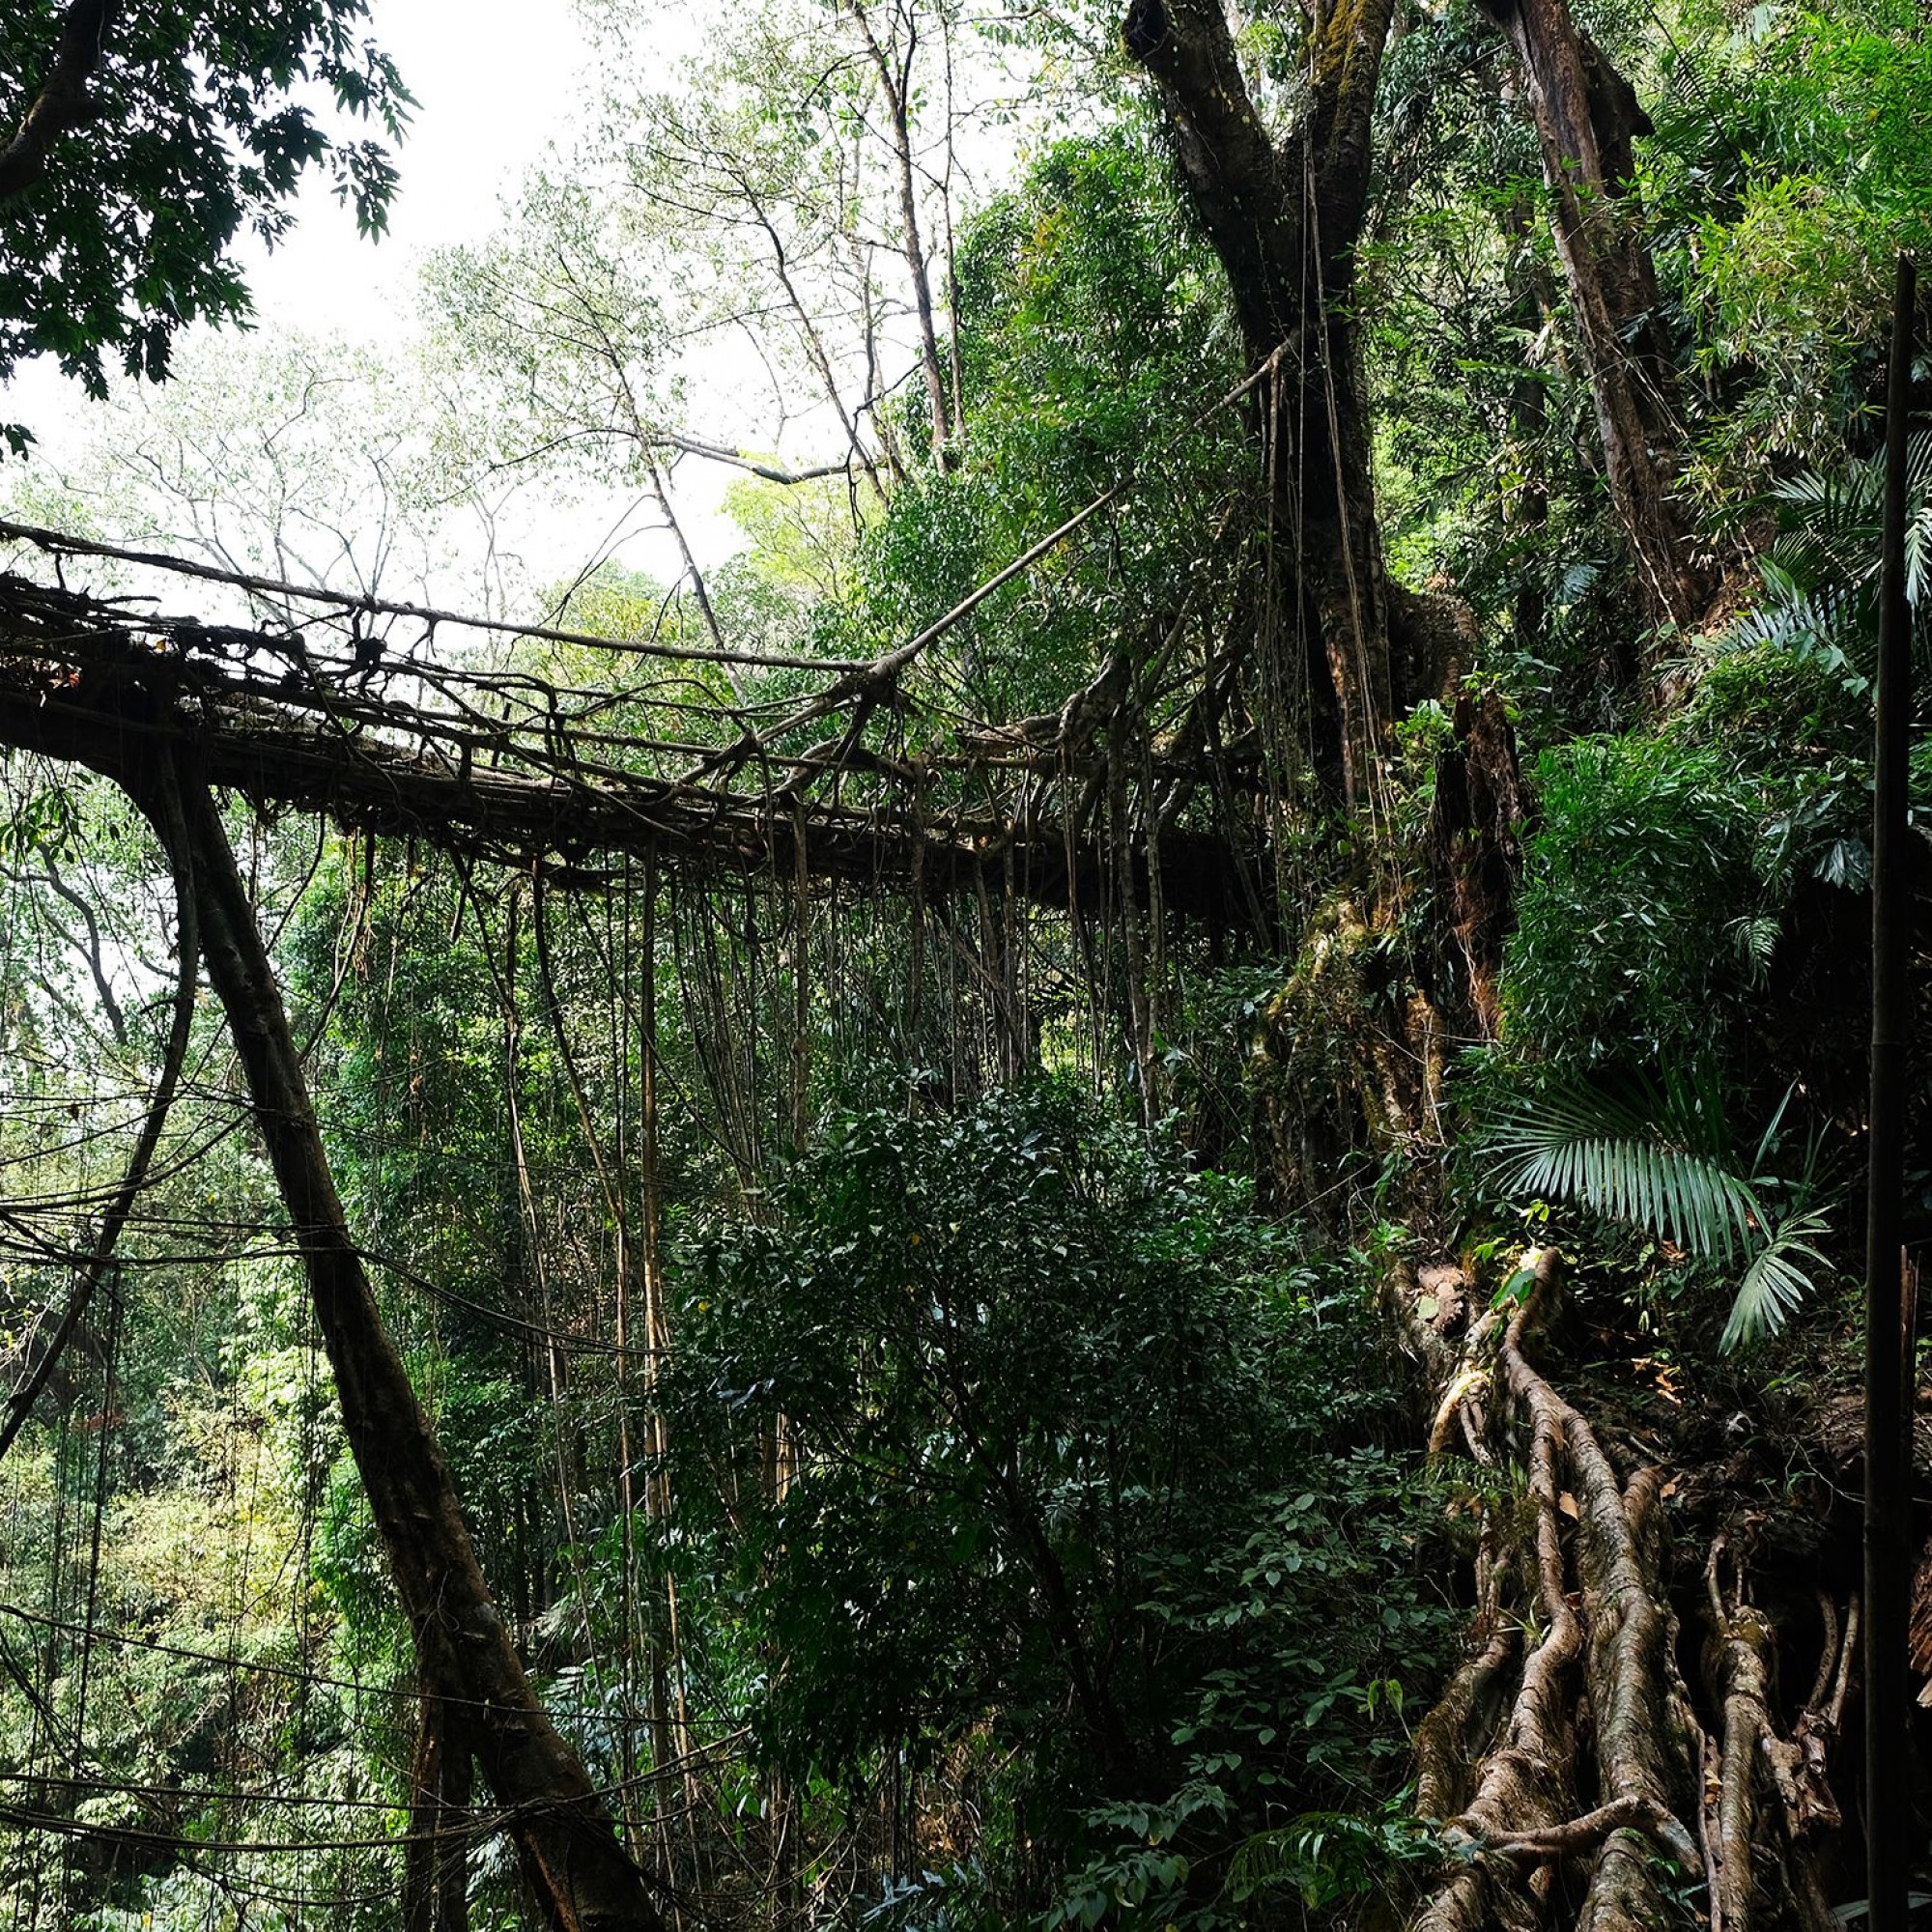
xmin=1427 ymin=1362 xmax=1492 ymax=1461
xmin=1442 ymin=1792 xmax=1700 ymax=1867
xmin=1701 ymin=1540 xmax=1853 ymax=1932
xmin=1406 ymin=1248 xmax=1861 ymax=1931
xmin=1410 ymin=1252 xmax=1704 ymax=1931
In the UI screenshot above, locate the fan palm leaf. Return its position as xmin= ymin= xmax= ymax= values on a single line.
xmin=1480 ymin=1070 xmax=1827 ymax=1351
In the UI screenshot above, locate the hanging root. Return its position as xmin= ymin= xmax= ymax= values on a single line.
xmin=1407 ymin=1248 xmax=1855 ymax=1932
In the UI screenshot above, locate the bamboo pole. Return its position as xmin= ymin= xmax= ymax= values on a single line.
xmin=1865 ymin=249 xmax=1917 ymax=1932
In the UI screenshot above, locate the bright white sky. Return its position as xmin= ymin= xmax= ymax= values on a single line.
xmin=243 ymin=0 xmax=594 ymax=337
xmin=3 ymin=0 xmax=738 ymax=597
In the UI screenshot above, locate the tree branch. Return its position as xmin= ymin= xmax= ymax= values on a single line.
xmin=0 ymin=740 xmax=195 ymax=1464
xmin=0 ymin=0 xmax=121 ymax=204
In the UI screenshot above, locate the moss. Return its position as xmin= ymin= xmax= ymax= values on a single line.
xmin=1248 ymin=893 xmax=1441 ymax=1218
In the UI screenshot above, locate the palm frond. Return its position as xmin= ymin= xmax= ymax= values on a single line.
xmin=1479 ymin=1072 xmax=1832 ymax=1351
xmin=1726 ymin=914 xmax=1780 ymax=983
xmin=1729 ymin=581 xmax=1873 ymax=688
xmin=1483 ymin=1071 xmax=1758 ymax=1263
xmin=1747 ymin=434 xmax=1932 ymax=661
xmin=1719 ymin=1209 xmax=1832 ymax=1353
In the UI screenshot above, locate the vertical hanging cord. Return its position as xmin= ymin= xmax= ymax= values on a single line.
xmin=30 ymin=1403 xmax=70 ymax=1931
xmin=792 ymin=803 xmax=810 ymax=1149
xmin=610 ymin=862 xmax=643 ymax=1854
xmin=908 ymin=770 xmax=927 ymax=1060
xmin=70 ymin=1266 xmax=119 ymax=1747
xmin=61 ymin=1269 xmax=119 ymax=1922
xmin=1260 ymin=347 xmax=1297 ymax=923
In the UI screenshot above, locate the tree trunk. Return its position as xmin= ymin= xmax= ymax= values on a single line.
xmin=846 ymin=0 xmax=952 ymax=464
xmin=1477 ymin=0 xmax=1714 ymax=630
xmin=1124 ymin=0 xmax=1412 ymax=808
xmin=134 ymin=751 xmax=667 ymax=1932
xmin=404 ymin=1690 xmax=473 ymax=1932
xmin=0 ymin=0 xmax=121 ymax=205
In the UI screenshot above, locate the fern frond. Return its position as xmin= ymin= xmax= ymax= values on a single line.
xmin=1227 ymin=1813 xmax=1415 ymax=1907
xmin=1227 ymin=1826 xmax=1309 ymax=1896
xmin=1719 ymin=1209 xmax=1832 ymax=1354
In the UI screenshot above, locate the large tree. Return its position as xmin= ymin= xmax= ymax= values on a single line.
xmin=1473 ymin=0 xmax=1715 ymax=630
xmin=1123 ymin=0 xmax=1440 ymax=808
xmin=0 ymin=0 xmax=408 ymax=402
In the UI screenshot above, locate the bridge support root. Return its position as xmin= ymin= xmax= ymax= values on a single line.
xmin=137 ymin=749 xmax=667 ymax=1932
xmin=1408 ymin=1251 xmax=1849 ymax=1932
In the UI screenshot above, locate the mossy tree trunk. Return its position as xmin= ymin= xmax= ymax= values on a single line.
xmin=1123 ymin=0 xmax=1425 ymax=809
xmin=1475 ymin=0 xmax=1715 ymax=630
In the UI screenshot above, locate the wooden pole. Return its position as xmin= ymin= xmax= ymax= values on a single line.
xmin=1865 ymin=249 xmax=1917 ymax=1932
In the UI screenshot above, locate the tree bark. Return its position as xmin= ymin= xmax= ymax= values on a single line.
xmin=0 ymin=0 xmax=121 ymax=204
xmin=1123 ymin=0 xmax=1410 ymax=807
xmin=131 ymin=751 xmax=667 ymax=1932
xmin=404 ymin=1690 xmax=474 ymax=1932
xmin=846 ymin=0 xmax=952 ymax=464
xmin=1406 ymin=1252 xmax=1853 ymax=1932
xmin=1477 ymin=0 xmax=1713 ymax=630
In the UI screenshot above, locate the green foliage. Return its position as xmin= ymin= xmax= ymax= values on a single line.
xmin=952 ymin=134 xmax=1236 ymax=510
xmin=422 ymin=169 xmax=671 ymax=486
xmin=1502 ymin=735 xmax=1771 ymax=1065
xmin=663 ymin=1084 xmax=1460 ymax=1926
xmin=5 ymin=0 xmax=1927 ymax=1917
xmin=1363 ymin=30 xmax=1648 ymax=731
xmin=1479 ymin=1067 xmax=1833 ymax=1350
xmin=1225 ymin=1802 xmax=1442 ymax=1911
xmin=843 ymin=131 xmax=1250 ymax=724
xmin=0 ymin=1 xmax=409 ymax=399
xmin=1728 ymin=432 xmax=1932 ymax=692
xmin=1652 ymin=0 xmax=1932 ymax=470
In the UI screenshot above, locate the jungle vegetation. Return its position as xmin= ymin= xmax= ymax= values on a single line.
xmin=0 ymin=0 xmax=1925 ymax=1927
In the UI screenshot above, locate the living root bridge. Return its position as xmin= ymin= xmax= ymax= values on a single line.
xmin=0 ymin=566 xmax=1265 ymax=1925
xmin=0 ymin=572 xmax=1255 ymax=925
xmin=1410 ymin=1251 xmax=1853 ymax=1932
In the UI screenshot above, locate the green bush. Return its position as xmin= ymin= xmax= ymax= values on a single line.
xmin=1502 ymin=735 xmax=1773 ymax=1066
xmin=660 ymin=1083 xmax=1460 ymax=1929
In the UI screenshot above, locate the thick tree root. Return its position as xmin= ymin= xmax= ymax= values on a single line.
xmin=1407 ymin=1251 xmax=1852 ymax=1932
xmin=1701 ymin=1540 xmax=1852 ymax=1932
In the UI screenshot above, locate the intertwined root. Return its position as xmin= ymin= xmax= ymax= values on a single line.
xmin=1406 ymin=1251 xmax=1854 ymax=1932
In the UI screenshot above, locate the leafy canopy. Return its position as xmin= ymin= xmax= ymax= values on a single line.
xmin=0 ymin=0 xmax=409 ymax=400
